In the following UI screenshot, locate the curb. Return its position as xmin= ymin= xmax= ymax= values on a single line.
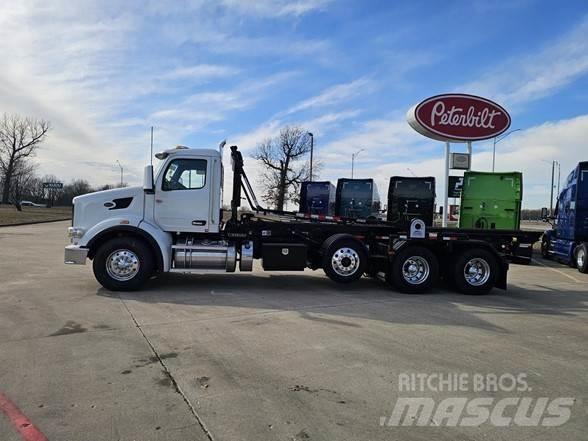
xmin=0 ymin=218 xmax=71 ymax=228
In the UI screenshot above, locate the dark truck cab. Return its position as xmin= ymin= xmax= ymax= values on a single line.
xmin=387 ymin=176 xmax=435 ymax=227
xmin=335 ymin=178 xmax=381 ymax=219
xmin=299 ymin=181 xmax=335 ymax=216
xmin=542 ymin=161 xmax=588 ymax=273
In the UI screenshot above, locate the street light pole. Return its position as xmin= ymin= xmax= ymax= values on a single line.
xmin=492 ymin=128 xmax=521 ymax=172
xmin=116 ymin=160 xmax=123 ymax=187
xmin=550 ymin=160 xmax=555 ymax=216
xmin=307 ymin=132 xmax=314 ymax=182
xmin=351 ymin=149 xmax=364 ymax=179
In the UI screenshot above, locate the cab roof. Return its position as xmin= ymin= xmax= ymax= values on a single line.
xmin=155 ymin=146 xmax=221 ymax=160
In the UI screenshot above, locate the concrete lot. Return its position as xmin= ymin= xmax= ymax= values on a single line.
xmin=0 ymin=221 xmax=586 ymax=441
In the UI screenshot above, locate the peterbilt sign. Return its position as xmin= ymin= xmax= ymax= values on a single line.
xmin=407 ymin=94 xmax=511 ymax=142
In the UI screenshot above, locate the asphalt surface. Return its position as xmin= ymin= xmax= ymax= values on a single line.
xmin=0 ymin=221 xmax=586 ymax=441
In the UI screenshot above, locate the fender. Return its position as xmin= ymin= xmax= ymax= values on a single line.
xmin=83 ymin=219 xmax=172 ymax=272
xmin=79 ymin=215 xmax=144 ymax=246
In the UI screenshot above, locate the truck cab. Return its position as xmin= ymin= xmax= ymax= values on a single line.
xmin=542 ymin=161 xmax=588 ymax=272
xmin=65 ymin=146 xmax=225 ymax=288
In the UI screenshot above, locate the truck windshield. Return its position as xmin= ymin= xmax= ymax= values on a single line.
xmin=393 ymin=181 xmax=434 ymax=198
xmin=306 ymin=183 xmax=330 ymax=198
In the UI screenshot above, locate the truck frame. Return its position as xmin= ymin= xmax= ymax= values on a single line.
xmin=65 ymin=144 xmax=542 ymax=294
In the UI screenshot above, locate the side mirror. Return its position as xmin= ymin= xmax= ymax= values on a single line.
xmin=540 ymin=207 xmax=548 ymax=221
xmin=143 ymin=165 xmax=154 ymax=193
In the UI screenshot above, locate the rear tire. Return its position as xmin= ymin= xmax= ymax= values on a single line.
xmin=452 ymin=248 xmax=498 ymax=295
xmin=575 ymin=243 xmax=588 ymax=273
xmin=93 ymin=237 xmax=154 ymax=291
xmin=390 ymin=246 xmax=439 ymax=294
xmin=322 ymin=237 xmax=367 ymax=284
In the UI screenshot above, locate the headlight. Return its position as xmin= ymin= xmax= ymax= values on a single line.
xmin=68 ymin=227 xmax=85 ymax=239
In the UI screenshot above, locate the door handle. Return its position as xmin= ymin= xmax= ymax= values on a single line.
xmin=155 ymin=199 xmax=163 ymax=203
xmin=192 ymin=220 xmax=207 ymax=226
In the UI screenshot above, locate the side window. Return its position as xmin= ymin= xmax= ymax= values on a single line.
xmin=162 ymin=159 xmax=207 ymax=191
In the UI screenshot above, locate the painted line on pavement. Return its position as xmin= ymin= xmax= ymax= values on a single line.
xmin=534 ymin=259 xmax=583 ymax=283
xmin=0 ymin=392 xmax=48 ymax=441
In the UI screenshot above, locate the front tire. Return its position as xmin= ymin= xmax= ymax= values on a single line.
xmin=452 ymin=248 xmax=498 ymax=295
xmin=390 ymin=246 xmax=439 ymax=293
xmin=93 ymin=237 xmax=154 ymax=291
xmin=575 ymin=243 xmax=588 ymax=273
xmin=322 ymin=237 xmax=367 ymax=284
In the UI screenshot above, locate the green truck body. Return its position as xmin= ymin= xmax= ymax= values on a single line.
xmin=459 ymin=171 xmax=523 ymax=230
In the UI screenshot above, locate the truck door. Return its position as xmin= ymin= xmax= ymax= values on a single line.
xmin=154 ymin=157 xmax=212 ymax=233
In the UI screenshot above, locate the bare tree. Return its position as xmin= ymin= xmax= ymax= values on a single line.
xmin=0 ymin=113 xmax=50 ymax=204
xmin=10 ymin=159 xmax=37 ymax=205
xmin=252 ymin=126 xmax=314 ymax=211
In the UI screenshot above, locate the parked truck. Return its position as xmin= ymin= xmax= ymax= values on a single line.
xmin=387 ymin=176 xmax=435 ymax=227
xmin=335 ymin=178 xmax=381 ymax=219
xmin=459 ymin=171 xmax=523 ymax=230
xmin=457 ymin=171 xmax=535 ymax=264
xmin=541 ymin=161 xmax=588 ymax=273
xmin=65 ymin=144 xmax=542 ymax=294
xmin=299 ymin=181 xmax=336 ymax=216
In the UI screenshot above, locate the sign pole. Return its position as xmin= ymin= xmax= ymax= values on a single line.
xmin=467 ymin=141 xmax=472 ymax=170
xmin=444 ymin=141 xmax=450 ymax=227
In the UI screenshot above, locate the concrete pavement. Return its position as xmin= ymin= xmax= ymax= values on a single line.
xmin=0 ymin=221 xmax=586 ymax=440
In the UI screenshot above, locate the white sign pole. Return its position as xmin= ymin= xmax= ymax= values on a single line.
xmin=444 ymin=141 xmax=450 ymax=227
xmin=467 ymin=141 xmax=472 ymax=170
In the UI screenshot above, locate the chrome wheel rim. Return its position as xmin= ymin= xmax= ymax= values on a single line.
xmin=331 ymin=247 xmax=360 ymax=277
xmin=464 ymin=258 xmax=490 ymax=286
xmin=577 ymin=249 xmax=585 ymax=268
xmin=402 ymin=256 xmax=430 ymax=285
xmin=106 ymin=249 xmax=140 ymax=281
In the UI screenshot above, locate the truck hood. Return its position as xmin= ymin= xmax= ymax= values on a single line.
xmin=73 ymin=186 xmax=144 ymax=232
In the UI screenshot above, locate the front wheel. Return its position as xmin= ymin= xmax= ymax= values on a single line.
xmin=93 ymin=237 xmax=154 ymax=291
xmin=452 ymin=248 xmax=498 ymax=295
xmin=575 ymin=243 xmax=588 ymax=273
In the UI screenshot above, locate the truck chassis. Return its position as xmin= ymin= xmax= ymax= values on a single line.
xmin=67 ymin=145 xmax=543 ymax=294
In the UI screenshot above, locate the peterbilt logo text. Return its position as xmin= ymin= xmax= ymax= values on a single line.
xmin=430 ymin=101 xmax=502 ymax=129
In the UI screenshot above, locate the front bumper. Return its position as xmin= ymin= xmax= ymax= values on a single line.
xmin=64 ymin=245 xmax=89 ymax=265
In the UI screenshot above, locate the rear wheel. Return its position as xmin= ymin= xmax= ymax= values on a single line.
xmin=93 ymin=237 xmax=154 ymax=291
xmin=390 ymin=246 xmax=439 ymax=293
xmin=452 ymin=248 xmax=498 ymax=295
xmin=575 ymin=243 xmax=588 ymax=273
xmin=322 ymin=237 xmax=367 ymax=284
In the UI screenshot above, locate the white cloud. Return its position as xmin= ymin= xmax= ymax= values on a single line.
xmin=0 ymin=1 xmax=305 ymax=187
xmin=461 ymin=16 xmax=588 ymax=108
xmin=284 ymin=78 xmax=373 ymax=115
xmin=220 ymin=0 xmax=332 ymax=18
xmin=162 ymin=65 xmax=238 ymax=81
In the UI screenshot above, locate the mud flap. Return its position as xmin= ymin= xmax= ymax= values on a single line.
xmin=496 ymin=260 xmax=509 ymax=290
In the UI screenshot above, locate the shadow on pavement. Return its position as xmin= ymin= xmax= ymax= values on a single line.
xmin=96 ymin=269 xmax=588 ymax=334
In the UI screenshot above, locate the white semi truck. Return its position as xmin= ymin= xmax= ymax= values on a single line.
xmin=65 ymin=144 xmax=541 ymax=294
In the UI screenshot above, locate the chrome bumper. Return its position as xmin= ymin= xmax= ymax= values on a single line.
xmin=64 ymin=245 xmax=88 ymax=265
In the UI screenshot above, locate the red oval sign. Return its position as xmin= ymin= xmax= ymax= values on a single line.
xmin=407 ymin=94 xmax=511 ymax=142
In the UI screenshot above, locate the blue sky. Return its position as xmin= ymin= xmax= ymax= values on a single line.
xmin=2 ymin=0 xmax=588 ymax=208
